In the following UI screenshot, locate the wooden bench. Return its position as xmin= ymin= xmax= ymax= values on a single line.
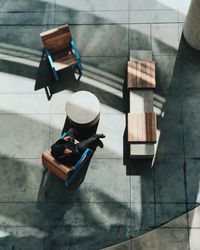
xmin=127 ymin=58 xmax=157 ymax=158
xmin=128 ymin=113 xmax=157 ymax=143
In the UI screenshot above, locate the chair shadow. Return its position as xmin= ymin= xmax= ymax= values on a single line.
xmin=35 ymin=49 xmax=79 ymax=100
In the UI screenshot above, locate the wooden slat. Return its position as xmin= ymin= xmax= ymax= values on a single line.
xmin=128 ymin=113 xmax=157 ymax=143
xmin=127 ymin=60 xmax=156 ymax=89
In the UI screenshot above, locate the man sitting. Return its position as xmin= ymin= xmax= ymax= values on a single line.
xmin=51 ymin=128 xmax=105 ymax=166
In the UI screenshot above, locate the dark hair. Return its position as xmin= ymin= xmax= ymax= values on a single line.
xmin=51 ymin=144 xmax=66 ymax=159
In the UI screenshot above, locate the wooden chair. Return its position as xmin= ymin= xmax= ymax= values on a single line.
xmin=40 ymin=24 xmax=82 ymax=81
xmin=42 ymin=132 xmax=93 ymax=187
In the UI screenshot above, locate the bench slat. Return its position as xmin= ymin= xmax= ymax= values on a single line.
xmin=127 ymin=60 xmax=156 ymax=89
xmin=128 ymin=113 xmax=157 ymax=143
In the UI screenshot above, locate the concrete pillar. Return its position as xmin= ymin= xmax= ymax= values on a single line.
xmin=183 ymin=0 xmax=200 ymax=50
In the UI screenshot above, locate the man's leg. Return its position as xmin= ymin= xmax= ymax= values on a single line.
xmin=77 ymin=134 xmax=105 ymax=152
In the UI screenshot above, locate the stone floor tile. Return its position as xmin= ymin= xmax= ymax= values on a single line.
xmin=0 ymin=94 xmax=50 ymax=114
xmin=131 ymin=203 xmax=155 ymax=229
xmin=156 ymin=114 xmax=184 ymax=158
xmin=49 ymin=114 xmax=67 ymax=146
xmin=156 ymin=203 xmax=187 ymax=227
xmin=45 ymin=226 xmax=131 ymax=250
xmin=82 ymin=56 xmax=127 ymax=81
xmin=55 ymin=11 xmax=128 ymax=25
xmin=0 ymin=203 xmax=45 ymax=227
xmin=0 ymin=0 xmax=55 ymax=12
xmin=185 ymin=159 xmax=200 ymax=203
xmin=131 ymin=228 xmax=189 ymax=250
xmin=46 ymin=202 xmax=130 ymax=227
xmin=101 ymin=240 xmax=132 ymax=250
xmin=95 ymin=113 xmax=125 ymax=158
xmin=182 ymin=92 xmax=200 ymax=114
xmin=129 ymin=24 xmax=151 ymax=51
xmin=70 ymin=25 xmax=129 ymax=57
xmin=184 ymin=115 xmax=200 ymax=158
xmin=188 ymin=205 xmax=200 ymax=228
xmin=130 ymin=10 xmax=177 ymax=24
xmin=189 ymin=229 xmax=200 ymax=250
xmin=46 ymin=159 xmax=130 ymax=203
xmin=130 ymin=0 xmax=178 ymax=10
xmin=0 ymin=26 xmax=51 ymax=52
xmin=0 ymin=67 xmax=38 ymax=94
xmin=154 ymin=55 xmax=181 ymax=94
xmin=0 ymin=114 xmax=49 ymax=158
xmin=0 ymin=159 xmax=46 ymax=202
xmin=180 ymin=47 xmax=200 ymax=94
xmin=154 ymin=159 xmax=186 ymax=202
xmin=178 ymin=0 xmax=191 ymax=11
xmin=152 ymin=23 xmax=179 ymax=55
xmin=0 ymin=12 xmax=54 ymax=25
xmin=130 ymin=169 xmax=154 ymax=203
xmin=55 ymin=0 xmax=129 ymax=11
xmin=0 ymin=226 xmax=46 ymax=250
xmin=15 ymin=227 xmax=46 ymax=250
xmin=153 ymin=93 xmax=182 ymax=115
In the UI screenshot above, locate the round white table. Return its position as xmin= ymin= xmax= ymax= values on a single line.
xmin=64 ymin=91 xmax=101 ymax=138
xmin=65 ymin=91 xmax=100 ymax=131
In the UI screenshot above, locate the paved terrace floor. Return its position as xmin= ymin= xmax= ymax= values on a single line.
xmin=0 ymin=0 xmax=200 ymax=249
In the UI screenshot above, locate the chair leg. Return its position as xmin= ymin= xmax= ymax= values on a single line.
xmin=44 ymin=86 xmax=53 ymax=101
xmin=77 ymin=64 xmax=82 ymax=81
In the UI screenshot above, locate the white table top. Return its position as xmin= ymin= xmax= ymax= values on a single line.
xmin=65 ymin=91 xmax=100 ymax=125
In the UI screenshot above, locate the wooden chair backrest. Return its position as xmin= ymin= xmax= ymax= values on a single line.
xmin=40 ymin=24 xmax=72 ymax=55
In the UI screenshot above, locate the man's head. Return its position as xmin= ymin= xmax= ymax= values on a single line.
xmin=51 ymin=144 xmax=72 ymax=159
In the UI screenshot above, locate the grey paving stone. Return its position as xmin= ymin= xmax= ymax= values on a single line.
xmin=182 ymin=92 xmax=200 ymax=114
xmin=156 ymin=114 xmax=184 ymax=158
xmin=47 ymin=159 xmax=130 ymax=203
xmin=46 ymin=202 xmax=131 ymax=227
xmin=0 ymin=203 xmax=45 ymax=227
xmin=154 ymin=159 xmax=186 ymax=203
xmin=183 ymin=115 xmax=200 ymax=158
xmin=129 ymin=24 xmax=151 ymax=50
xmin=156 ymin=203 xmax=187 ymax=227
xmin=0 ymin=12 xmax=54 ymax=25
xmin=0 ymin=159 xmax=46 ymax=202
xmin=130 ymin=0 xmax=178 ymax=10
xmin=153 ymin=93 xmax=182 ymax=114
xmin=188 ymin=204 xmax=200 ymax=228
xmin=82 ymin=56 xmax=127 ymax=80
xmin=131 ymin=228 xmax=188 ymax=250
xmin=131 ymin=203 xmax=155 ymax=229
xmin=131 ymin=169 xmax=155 ymax=202
xmin=45 ymin=226 xmax=131 ymax=250
xmin=0 ymin=0 xmax=55 ymax=12
xmin=0 ymin=59 xmax=39 ymax=89
xmin=180 ymin=47 xmax=200 ymax=95
xmin=102 ymin=240 xmax=132 ymax=250
xmin=55 ymin=11 xmax=128 ymax=25
xmin=129 ymin=50 xmax=152 ymax=60
xmin=130 ymin=10 xmax=177 ymax=24
xmin=152 ymin=23 xmax=179 ymax=55
xmin=15 ymin=227 xmax=46 ymax=250
xmin=154 ymin=55 xmax=181 ymax=94
xmin=189 ymin=229 xmax=200 ymax=250
xmin=0 ymin=227 xmax=16 ymax=250
xmin=0 ymin=114 xmax=49 ymax=158
xmin=55 ymin=0 xmax=129 ymax=11
xmin=95 ymin=113 xmax=125 ymax=158
xmin=178 ymin=0 xmax=191 ymax=11
xmin=70 ymin=25 xmax=129 ymax=56
xmin=0 ymin=26 xmax=50 ymax=52
xmin=185 ymin=160 xmax=200 ymax=203
xmin=0 ymin=94 xmax=50 ymax=114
